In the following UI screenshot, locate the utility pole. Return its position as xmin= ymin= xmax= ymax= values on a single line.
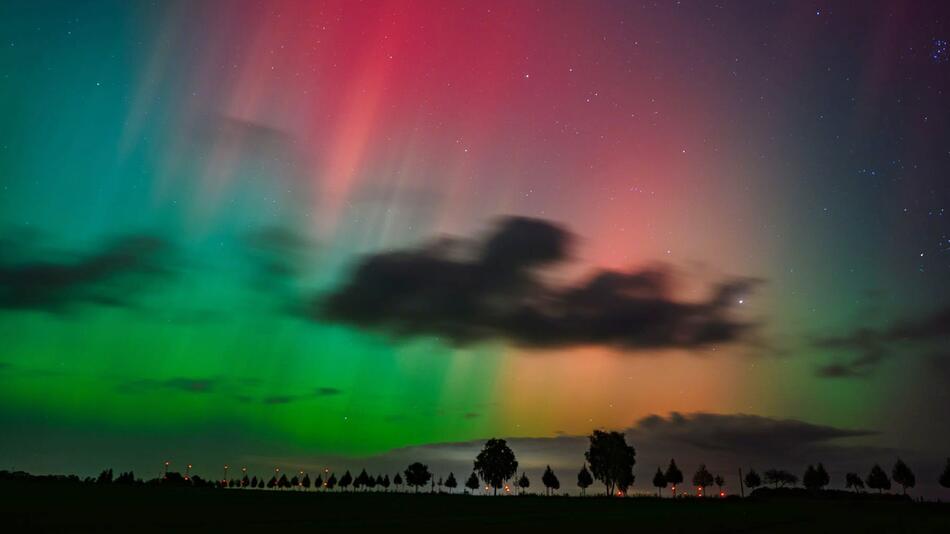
xmin=739 ymin=468 xmax=745 ymax=498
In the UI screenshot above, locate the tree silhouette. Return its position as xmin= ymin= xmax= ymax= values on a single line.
xmin=585 ymin=430 xmax=636 ymax=496
xmin=326 ymin=473 xmax=337 ymax=490
xmin=764 ymin=469 xmax=797 ymax=488
xmin=115 ymin=471 xmax=135 ymax=485
xmin=692 ymin=465 xmax=714 ymax=496
xmin=866 ymin=464 xmax=890 ymax=493
xmin=96 ymin=469 xmax=113 ymax=484
xmin=393 ymin=473 xmax=403 ymax=492
xmin=257 ymin=478 xmax=265 ymax=489
xmin=542 ymin=466 xmax=560 ymax=496
xmin=241 ymin=474 xmax=250 ymax=488
xmin=250 ymin=476 xmax=259 ymax=488
xmin=714 ymin=474 xmax=725 ymax=496
xmin=290 ymin=475 xmax=299 ymax=489
xmin=404 ymin=462 xmax=432 ymax=493
xmin=339 ymin=470 xmax=352 ymax=491
xmin=445 ymin=472 xmax=457 ymax=493
xmin=577 ymin=464 xmax=593 ymax=496
xmin=366 ymin=472 xmax=378 ymax=491
xmin=803 ymin=463 xmax=830 ymax=491
xmin=277 ymin=474 xmax=290 ymax=489
xmin=891 ymin=459 xmax=915 ymax=495
xmin=652 ymin=468 xmax=666 ymax=497
xmin=517 ymin=472 xmax=530 ymax=495
xmin=436 ymin=477 xmax=443 ymax=493
xmin=940 ymin=458 xmax=950 ymax=490
xmin=665 ymin=459 xmax=684 ymax=497
xmin=474 ymin=438 xmax=518 ymax=495
xmin=353 ymin=469 xmax=367 ymax=491
xmin=465 ymin=472 xmax=480 ymax=494
xmin=314 ymin=474 xmax=323 ymax=489
xmin=744 ymin=469 xmax=761 ymax=491
xmin=376 ymin=474 xmax=385 ymax=490
xmin=845 ymin=472 xmax=865 ymax=492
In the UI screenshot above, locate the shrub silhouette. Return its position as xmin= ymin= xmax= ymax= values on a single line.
xmin=576 ymin=464 xmax=593 ymax=496
xmin=542 ymin=466 xmax=560 ymax=496
xmin=744 ymin=469 xmax=761 ymax=491
xmin=891 ymin=459 xmax=915 ymax=495
xmin=866 ymin=464 xmax=890 ymax=493
xmin=665 ymin=459 xmax=684 ymax=497
xmin=692 ymin=465 xmax=714 ymax=496
xmin=404 ymin=462 xmax=432 ymax=493
xmin=474 ymin=438 xmax=518 ymax=495
xmin=585 ymin=430 xmax=636 ymax=496
xmin=651 ymin=468 xmax=666 ymax=496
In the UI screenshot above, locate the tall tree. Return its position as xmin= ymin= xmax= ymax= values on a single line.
xmin=326 ymin=473 xmax=337 ymax=490
xmin=891 ymin=459 xmax=915 ymax=495
xmin=542 ymin=466 xmax=560 ymax=496
xmin=473 ymin=438 xmax=518 ymax=495
xmin=338 ymin=470 xmax=352 ymax=492
xmin=393 ymin=473 xmax=403 ymax=492
xmin=940 ymin=458 xmax=950 ymax=490
xmin=845 ymin=472 xmax=864 ymax=492
xmin=517 ymin=472 xmax=530 ymax=495
xmin=290 ymin=475 xmax=299 ymax=488
xmin=445 ymin=472 xmax=457 ymax=493
xmin=577 ymin=464 xmax=593 ymax=496
xmin=744 ymin=469 xmax=761 ymax=492
xmin=692 ymin=465 xmax=714 ymax=496
xmin=665 ymin=459 xmax=684 ymax=497
xmin=584 ymin=430 xmax=636 ymax=496
xmin=803 ymin=465 xmax=819 ymax=491
xmin=404 ymin=462 xmax=432 ymax=493
xmin=313 ymin=474 xmax=322 ymax=490
xmin=277 ymin=474 xmax=290 ymax=489
xmin=652 ymin=468 xmax=667 ymax=497
xmin=465 ymin=472 xmax=480 ymax=494
xmin=250 ymin=476 xmax=259 ymax=488
xmin=866 ymin=464 xmax=891 ymax=493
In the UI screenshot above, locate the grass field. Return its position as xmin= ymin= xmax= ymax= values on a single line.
xmin=3 ymin=481 xmax=950 ymax=532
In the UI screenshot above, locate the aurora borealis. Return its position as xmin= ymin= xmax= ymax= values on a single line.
xmin=2 ymin=0 xmax=950 ymax=494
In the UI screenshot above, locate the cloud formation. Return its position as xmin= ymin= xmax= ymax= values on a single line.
xmin=319 ymin=216 xmax=761 ymax=351
xmin=262 ymin=387 xmax=343 ymax=405
xmin=0 ymin=234 xmax=171 ymax=312
xmin=118 ymin=377 xmax=217 ymax=394
xmin=814 ymin=305 xmax=950 ymax=378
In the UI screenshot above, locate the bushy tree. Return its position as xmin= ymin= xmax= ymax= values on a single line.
xmin=474 ymin=438 xmax=518 ymax=495
xmin=940 ymin=458 xmax=950 ymax=490
xmin=804 ymin=463 xmax=830 ymax=491
xmin=892 ymin=459 xmax=915 ymax=495
xmin=585 ymin=430 xmax=636 ymax=496
xmin=577 ymin=464 xmax=593 ymax=496
xmin=714 ymin=474 xmax=725 ymax=495
xmin=96 ymin=469 xmax=113 ymax=484
xmin=465 ymin=472 xmax=480 ymax=494
xmin=764 ymin=469 xmax=797 ymax=488
xmin=517 ymin=472 xmax=530 ymax=495
xmin=393 ymin=473 xmax=403 ymax=491
xmin=845 ymin=472 xmax=864 ymax=492
xmin=652 ymin=468 xmax=666 ymax=496
xmin=542 ymin=466 xmax=560 ymax=496
xmin=665 ymin=459 xmax=684 ymax=496
xmin=445 ymin=472 xmax=457 ymax=493
xmin=692 ymin=465 xmax=714 ymax=496
xmin=338 ymin=470 xmax=352 ymax=491
xmin=866 ymin=464 xmax=891 ymax=493
xmin=744 ymin=469 xmax=761 ymax=491
xmin=404 ymin=462 xmax=432 ymax=493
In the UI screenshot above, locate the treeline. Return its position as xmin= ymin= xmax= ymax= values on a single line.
xmin=5 ymin=431 xmax=950 ymax=498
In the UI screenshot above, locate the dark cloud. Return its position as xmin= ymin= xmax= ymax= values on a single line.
xmin=118 ymin=378 xmax=216 ymax=394
xmin=814 ymin=305 xmax=950 ymax=378
xmin=244 ymin=226 xmax=315 ymax=280
xmin=318 ymin=216 xmax=762 ymax=351
xmin=0 ymin=234 xmax=172 ymax=312
xmin=262 ymin=387 xmax=342 ymax=405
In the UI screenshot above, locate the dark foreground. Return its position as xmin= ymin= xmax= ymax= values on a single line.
xmin=3 ymin=482 xmax=950 ymax=533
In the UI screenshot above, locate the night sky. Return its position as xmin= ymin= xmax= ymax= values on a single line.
xmin=2 ymin=1 xmax=950 ymax=495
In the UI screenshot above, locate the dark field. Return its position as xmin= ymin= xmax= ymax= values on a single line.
xmin=3 ymin=481 xmax=949 ymax=533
